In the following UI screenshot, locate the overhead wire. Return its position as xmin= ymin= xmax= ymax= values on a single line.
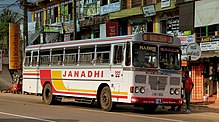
xmin=0 ymin=0 xmax=20 ymax=13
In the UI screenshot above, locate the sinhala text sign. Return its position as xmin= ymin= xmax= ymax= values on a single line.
xmin=186 ymin=43 xmax=201 ymax=61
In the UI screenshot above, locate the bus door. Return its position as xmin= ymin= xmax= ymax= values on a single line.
xmin=110 ymin=44 xmax=125 ymax=99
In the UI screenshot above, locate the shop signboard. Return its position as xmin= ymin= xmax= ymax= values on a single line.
xmin=106 ymin=22 xmax=118 ymax=37
xmin=186 ymin=43 xmax=201 ymax=61
xmin=161 ymin=0 xmax=171 ymax=8
xmin=200 ymin=41 xmax=219 ymax=51
xmin=86 ymin=1 xmax=100 ymax=16
xmin=9 ymin=23 xmax=21 ymax=69
xmin=178 ymin=35 xmax=194 ymax=60
xmin=142 ymin=5 xmax=156 ymax=17
xmin=100 ymin=2 xmax=120 ymax=15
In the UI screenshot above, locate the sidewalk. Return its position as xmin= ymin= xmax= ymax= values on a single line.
xmin=191 ymin=96 xmax=219 ymax=109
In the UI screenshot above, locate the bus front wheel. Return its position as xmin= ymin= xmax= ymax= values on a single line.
xmin=43 ymin=83 xmax=56 ymax=105
xmin=143 ymin=105 xmax=158 ymax=113
xmin=100 ymin=86 xmax=114 ymax=111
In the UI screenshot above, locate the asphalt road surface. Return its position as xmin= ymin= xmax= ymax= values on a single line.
xmin=0 ymin=93 xmax=219 ymax=122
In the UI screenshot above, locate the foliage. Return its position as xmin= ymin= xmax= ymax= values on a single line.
xmin=0 ymin=8 xmax=20 ymax=49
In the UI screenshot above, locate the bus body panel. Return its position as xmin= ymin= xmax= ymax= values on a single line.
xmin=23 ymin=33 xmax=183 ymax=108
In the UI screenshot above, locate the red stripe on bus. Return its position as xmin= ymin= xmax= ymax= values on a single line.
xmin=40 ymin=70 xmax=52 ymax=87
xmin=23 ymin=73 xmax=39 ymax=76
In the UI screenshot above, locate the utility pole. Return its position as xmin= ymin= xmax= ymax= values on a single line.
xmin=73 ymin=0 xmax=76 ymax=40
xmin=23 ymin=0 xmax=28 ymax=49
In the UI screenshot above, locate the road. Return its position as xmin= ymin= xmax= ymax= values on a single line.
xmin=0 ymin=93 xmax=219 ymax=122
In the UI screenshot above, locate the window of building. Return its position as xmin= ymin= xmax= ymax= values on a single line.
xmin=101 ymin=0 xmax=108 ymax=6
xmin=68 ymin=2 xmax=73 ymax=20
xmin=121 ymin=0 xmax=127 ymax=9
xmin=132 ymin=0 xmax=141 ymax=8
xmin=144 ymin=0 xmax=156 ymax=6
xmin=110 ymin=0 xmax=119 ymax=3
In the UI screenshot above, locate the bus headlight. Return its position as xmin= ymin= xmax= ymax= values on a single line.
xmin=170 ymin=88 xmax=175 ymax=95
xmin=175 ymin=88 xmax=180 ymax=95
xmin=135 ymin=87 xmax=140 ymax=93
xmin=140 ymin=87 xmax=145 ymax=93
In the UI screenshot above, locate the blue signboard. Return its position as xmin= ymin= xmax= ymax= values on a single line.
xmin=100 ymin=2 xmax=120 ymax=15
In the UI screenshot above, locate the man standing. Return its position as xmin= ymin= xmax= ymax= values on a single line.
xmin=184 ymin=70 xmax=194 ymax=113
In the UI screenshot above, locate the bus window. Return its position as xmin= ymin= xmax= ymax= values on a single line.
xmin=32 ymin=51 xmax=38 ymax=66
xmin=159 ymin=46 xmax=181 ymax=70
xmin=125 ymin=43 xmax=131 ymax=66
xmin=51 ymin=49 xmax=64 ymax=66
xmin=39 ymin=50 xmax=50 ymax=66
xmin=113 ymin=44 xmax=123 ymax=64
xmin=132 ymin=43 xmax=157 ymax=68
xmin=24 ymin=51 xmax=31 ymax=66
xmin=80 ymin=46 xmax=95 ymax=65
xmin=65 ymin=47 xmax=78 ymax=65
xmin=96 ymin=45 xmax=110 ymax=64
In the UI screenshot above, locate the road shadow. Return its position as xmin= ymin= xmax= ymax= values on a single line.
xmin=59 ymin=101 xmax=219 ymax=114
xmin=0 ymin=119 xmax=79 ymax=122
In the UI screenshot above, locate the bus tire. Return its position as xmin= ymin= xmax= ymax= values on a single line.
xmin=143 ymin=105 xmax=157 ymax=113
xmin=43 ymin=83 xmax=56 ymax=105
xmin=100 ymin=86 xmax=114 ymax=111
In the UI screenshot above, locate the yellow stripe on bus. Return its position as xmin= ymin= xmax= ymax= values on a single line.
xmin=23 ymin=70 xmax=39 ymax=72
xmin=52 ymin=71 xmax=68 ymax=91
xmin=112 ymin=91 xmax=128 ymax=95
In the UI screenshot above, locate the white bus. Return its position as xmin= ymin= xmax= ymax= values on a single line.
xmin=23 ymin=33 xmax=183 ymax=112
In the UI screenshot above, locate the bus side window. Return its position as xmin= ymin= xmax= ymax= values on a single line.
xmin=32 ymin=51 xmax=38 ymax=66
xmin=80 ymin=46 xmax=95 ymax=65
xmin=65 ymin=47 xmax=78 ymax=65
xmin=113 ymin=45 xmax=123 ymax=64
xmin=39 ymin=50 xmax=50 ymax=66
xmin=51 ymin=49 xmax=64 ymax=66
xmin=125 ymin=43 xmax=131 ymax=66
xmin=96 ymin=45 xmax=110 ymax=64
xmin=24 ymin=51 xmax=31 ymax=66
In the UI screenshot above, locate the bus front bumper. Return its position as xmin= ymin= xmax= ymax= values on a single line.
xmin=131 ymin=96 xmax=183 ymax=105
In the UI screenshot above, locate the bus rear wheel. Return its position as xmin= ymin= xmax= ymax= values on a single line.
xmin=100 ymin=86 xmax=114 ymax=111
xmin=43 ymin=83 xmax=56 ymax=105
xmin=143 ymin=105 xmax=158 ymax=113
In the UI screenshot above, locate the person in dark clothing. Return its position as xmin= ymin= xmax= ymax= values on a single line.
xmin=184 ymin=70 xmax=194 ymax=113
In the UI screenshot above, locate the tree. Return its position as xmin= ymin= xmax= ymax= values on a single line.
xmin=0 ymin=8 xmax=20 ymax=49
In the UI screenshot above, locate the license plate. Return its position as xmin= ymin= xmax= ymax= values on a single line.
xmin=155 ymin=99 xmax=162 ymax=104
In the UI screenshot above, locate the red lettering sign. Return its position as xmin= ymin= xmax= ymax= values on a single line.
xmin=106 ymin=22 xmax=118 ymax=37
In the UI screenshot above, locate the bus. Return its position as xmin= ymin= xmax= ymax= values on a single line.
xmin=23 ymin=33 xmax=183 ymax=112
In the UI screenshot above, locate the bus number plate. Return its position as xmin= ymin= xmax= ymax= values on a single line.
xmin=155 ymin=99 xmax=162 ymax=104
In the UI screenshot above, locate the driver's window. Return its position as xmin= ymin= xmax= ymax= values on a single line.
xmin=113 ymin=44 xmax=124 ymax=65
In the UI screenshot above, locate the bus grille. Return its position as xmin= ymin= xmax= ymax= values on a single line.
xmin=170 ymin=77 xmax=180 ymax=85
xmin=149 ymin=76 xmax=167 ymax=90
xmin=135 ymin=75 xmax=146 ymax=84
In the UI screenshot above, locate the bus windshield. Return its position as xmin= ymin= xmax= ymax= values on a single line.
xmin=133 ymin=43 xmax=158 ymax=68
xmin=159 ymin=46 xmax=181 ymax=70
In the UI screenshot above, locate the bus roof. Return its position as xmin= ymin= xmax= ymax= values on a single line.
xmin=25 ymin=33 xmax=181 ymax=51
xmin=26 ymin=35 xmax=133 ymax=51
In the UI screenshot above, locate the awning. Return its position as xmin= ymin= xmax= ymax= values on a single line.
xmin=200 ymin=51 xmax=219 ymax=58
